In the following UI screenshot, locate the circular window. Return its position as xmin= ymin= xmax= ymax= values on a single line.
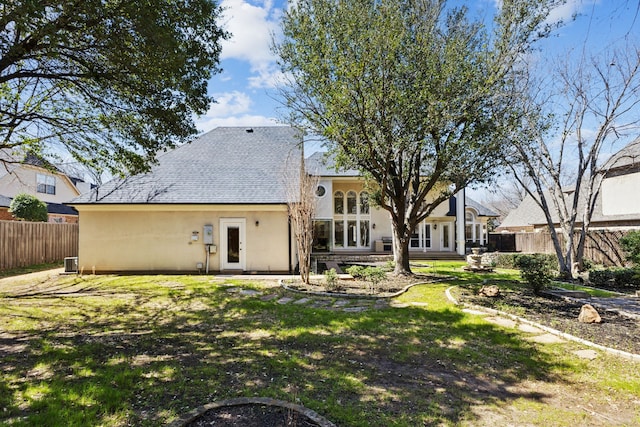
xmin=316 ymin=185 xmax=326 ymax=197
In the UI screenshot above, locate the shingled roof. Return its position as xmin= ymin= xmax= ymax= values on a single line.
xmin=72 ymin=127 xmax=303 ymax=205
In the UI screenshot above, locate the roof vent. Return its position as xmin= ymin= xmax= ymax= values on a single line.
xmin=245 ymin=128 xmax=254 ymax=133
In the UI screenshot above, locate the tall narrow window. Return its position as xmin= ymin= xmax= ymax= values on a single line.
xmin=347 ymin=191 xmax=357 ymax=214
xmin=359 ymin=191 xmax=369 ymax=214
xmin=334 ymin=191 xmax=344 ymax=214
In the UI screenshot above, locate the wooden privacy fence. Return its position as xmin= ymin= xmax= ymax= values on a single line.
xmin=491 ymin=230 xmax=629 ymax=267
xmin=0 ymin=220 xmax=78 ymax=270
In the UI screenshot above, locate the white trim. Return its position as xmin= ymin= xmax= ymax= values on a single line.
xmin=220 ymin=218 xmax=246 ymax=271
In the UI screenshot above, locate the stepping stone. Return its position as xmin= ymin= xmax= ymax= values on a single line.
xmin=409 ymin=302 xmax=428 ymax=307
xmin=294 ymin=298 xmax=311 ymax=305
xmin=485 ymin=316 xmax=517 ymax=328
xmin=573 ymin=349 xmax=599 ymax=360
xmin=277 ymin=297 xmax=294 ymax=304
xmin=390 ymin=302 xmax=410 ymax=308
xmin=462 ymin=308 xmax=489 ymax=316
xmin=526 ymin=333 xmax=565 ymax=344
xmin=239 ymin=289 xmax=260 ymax=296
xmin=518 ymin=323 xmax=544 ymax=334
xmin=260 ymin=294 xmax=278 ymax=301
xmin=226 ymin=287 xmax=241 ymax=293
xmin=343 ymin=306 xmax=368 ymax=312
xmin=333 ymin=300 xmax=349 ymax=307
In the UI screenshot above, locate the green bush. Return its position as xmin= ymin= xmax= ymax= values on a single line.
xmin=363 ymin=266 xmax=386 ymax=293
xmin=589 ymin=268 xmax=640 ymax=290
xmin=9 ymin=193 xmax=48 ymax=222
xmin=620 ymin=231 xmax=640 ymax=267
xmin=324 ymin=268 xmax=339 ymax=291
xmin=514 ymin=254 xmax=554 ymax=295
xmin=345 ymin=265 xmax=365 ymax=278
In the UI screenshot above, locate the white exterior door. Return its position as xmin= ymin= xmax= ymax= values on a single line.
xmin=220 ymin=218 xmax=246 ymax=270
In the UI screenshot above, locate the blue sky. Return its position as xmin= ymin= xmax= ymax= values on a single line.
xmin=196 ymin=0 xmax=639 ymax=151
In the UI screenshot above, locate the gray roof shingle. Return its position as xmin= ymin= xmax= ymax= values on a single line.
xmin=72 ymin=127 xmax=303 ymax=204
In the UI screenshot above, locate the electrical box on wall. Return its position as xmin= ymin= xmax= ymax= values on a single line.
xmin=203 ymin=224 xmax=214 ymax=245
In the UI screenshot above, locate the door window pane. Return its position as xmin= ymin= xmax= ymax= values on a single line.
xmin=443 ymin=225 xmax=450 ymax=248
xmin=334 ymin=221 xmax=344 ymax=247
xmin=360 ymin=220 xmax=370 ymax=247
xmin=347 ymin=220 xmax=357 ymax=247
xmin=424 ymin=224 xmax=431 ymax=248
xmin=227 ymin=227 xmax=240 ymax=263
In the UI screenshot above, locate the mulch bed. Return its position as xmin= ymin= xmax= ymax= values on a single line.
xmin=458 ymin=287 xmax=640 ymax=355
xmin=285 ymin=274 xmax=439 ymax=297
xmin=185 ymin=404 xmax=321 ymax=427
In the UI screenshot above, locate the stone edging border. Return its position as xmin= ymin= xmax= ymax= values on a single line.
xmin=279 ymin=277 xmax=451 ymax=300
xmin=167 ymin=396 xmax=337 ymax=427
xmin=445 ymin=286 xmax=640 ymax=362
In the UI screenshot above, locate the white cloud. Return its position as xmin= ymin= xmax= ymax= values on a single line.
xmin=546 ymin=0 xmax=599 ymax=26
xmin=219 ymin=0 xmax=283 ymax=87
xmin=206 ymin=91 xmax=253 ymax=117
xmin=195 ymin=90 xmax=281 ymax=132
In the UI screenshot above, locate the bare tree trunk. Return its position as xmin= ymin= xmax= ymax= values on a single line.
xmin=284 ymin=153 xmax=318 ymax=284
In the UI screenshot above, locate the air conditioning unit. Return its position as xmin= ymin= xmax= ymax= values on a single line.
xmin=64 ymin=257 xmax=78 ymax=273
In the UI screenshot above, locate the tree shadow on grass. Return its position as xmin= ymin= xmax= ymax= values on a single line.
xmin=0 ymin=276 xmax=576 ymax=426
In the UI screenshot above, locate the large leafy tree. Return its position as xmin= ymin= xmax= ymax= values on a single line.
xmin=1 ymin=0 xmax=226 ymax=175
xmin=276 ymin=0 xmax=557 ymax=275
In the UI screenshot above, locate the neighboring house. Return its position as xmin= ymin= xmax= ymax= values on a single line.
xmin=497 ymin=137 xmax=640 ymax=233
xmin=70 ymin=126 xmax=498 ymax=273
xmin=0 ymin=152 xmax=85 ymax=223
xmin=306 ymin=152 xmax=497 ymax=256
xmin=0 ymin=194 xmax=13 ymax=221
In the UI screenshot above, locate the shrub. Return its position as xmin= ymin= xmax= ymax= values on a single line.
xmin=345 ymin=265 xmax=365 ymax=278
xmin=514 ymin=254 xmax=554 ymax=295
xmin=493 ymin=253 xmax=558 ymax=270
xmin=589 ymin=267 xmax=640 ymax=290
xmin=324 ymin=268 xmax=339 ymax=291
xmin=363 ymin=266 xmax=386 ymax=294
xmin=9 ymin=193 xmax=48 ymax=222
xmin=620 ymin=231 xmax=640 ymax=267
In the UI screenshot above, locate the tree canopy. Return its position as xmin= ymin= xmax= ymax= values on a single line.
xmin=0 ymin=0 xmax=227 ymax=175
xmin=276 ymin=0 xmax=557 ymax=274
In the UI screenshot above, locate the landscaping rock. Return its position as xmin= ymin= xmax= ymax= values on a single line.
xmin=578 ymin=304 xmax=602 ymax=323
xmin=478 ymin=285 xmax=500 ymax=297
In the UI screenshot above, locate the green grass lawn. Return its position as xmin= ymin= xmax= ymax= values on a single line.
xmin=1 ymin=266 xmax=639 ymax=426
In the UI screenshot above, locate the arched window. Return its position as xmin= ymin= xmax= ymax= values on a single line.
xmin=347 ymin=191 xmax=357 ymax=214
xmin=360 ymin=191 xmax=369 ymax=214
xmin=334 ymin=191 xmax=344 ymax=214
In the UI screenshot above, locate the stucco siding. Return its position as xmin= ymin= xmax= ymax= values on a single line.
xmin=76 ymin=205 xmax=291 ymax=273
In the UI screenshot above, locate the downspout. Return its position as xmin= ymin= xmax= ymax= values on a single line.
xmin=288 ymin=215 xmax=293 ymax=274
xmin=456 ymin=188 xmax=466 ymax=256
